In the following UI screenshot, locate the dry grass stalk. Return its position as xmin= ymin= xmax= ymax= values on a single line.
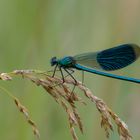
xmin=0 ymin=72 xmax=40 ymax=139
xmin=0 ymin=70 xmax=132 ymax=140
xmin=14 ymin=97 xmax=40 ymax=139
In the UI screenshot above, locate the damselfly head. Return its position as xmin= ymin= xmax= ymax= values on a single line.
xmin=50 ymin=57 xmax=58 ymax=66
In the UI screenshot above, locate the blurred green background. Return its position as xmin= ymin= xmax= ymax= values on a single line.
xmin=0 ymin=0 xmax=140 ymax=140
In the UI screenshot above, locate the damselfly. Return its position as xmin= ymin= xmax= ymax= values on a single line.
xmin=50 ymin=44 xmax=140 ymax=84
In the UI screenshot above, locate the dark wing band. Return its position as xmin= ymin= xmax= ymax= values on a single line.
xmin=97 ymin=44 xmax=140 ymax=71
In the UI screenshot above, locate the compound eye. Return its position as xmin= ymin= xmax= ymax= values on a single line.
xmin=51 ymin=57 xmax=57 ymax=66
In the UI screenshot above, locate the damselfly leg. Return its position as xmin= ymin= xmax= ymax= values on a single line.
xmin=50 ymin=66 xmax=76 ymax=90
xmin=63 ymin=68 xmax=78 ymax=93
xmin=52 ymin=64 xmax=58 ymax=77
xmin=82 ymin=71 xmax=84 ymax=85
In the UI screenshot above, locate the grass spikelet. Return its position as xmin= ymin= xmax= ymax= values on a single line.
xmin=14 ymin=98 xmax=40 ymax=139
xmin=0 ymin=80 xmax=40 ymax=139
xmin=0 ymin=70 xmax=132 ymax=140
